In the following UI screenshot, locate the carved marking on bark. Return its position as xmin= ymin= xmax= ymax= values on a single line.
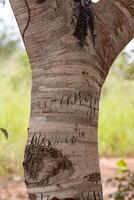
xmin=83 ymin=172 xmax=101 ymax=184
xmin=38 ymin=100 xmax=47 ymax=109
xmin=70 ymin=135 xmax=77 ymax=145
xmin=74 ymin=125 xmax=85 ymax=138
xmin=31 ymin=89 xmax=99 ymax=125
xmin=29 ymin=193 xmax=37 ymax=200
xmin=28 ymin=128 xmax=96 ymax=147
xmin=60 ymin=90 xmax=99 ymax=107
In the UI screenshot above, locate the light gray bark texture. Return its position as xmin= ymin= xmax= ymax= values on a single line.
xmin=9 ymin=0 xmax=134 ymax=200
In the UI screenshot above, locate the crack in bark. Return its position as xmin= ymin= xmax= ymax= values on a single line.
xmin=22 ymin=0 xmax=31 ymax=38
xmin=22 ymin=0 xmax=47 ymax=38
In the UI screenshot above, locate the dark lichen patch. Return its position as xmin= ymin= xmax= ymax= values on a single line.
xmin=72 ymin=0 xmax=96 ymax=47
xmin=23 ymin=133 xmax=73 ymax=187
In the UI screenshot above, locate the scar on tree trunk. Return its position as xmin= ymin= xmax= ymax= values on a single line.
xmin=23 ymin=133 xmax=74 ymax=187
xmin=72 ymin=0 xmax=96 ymax=47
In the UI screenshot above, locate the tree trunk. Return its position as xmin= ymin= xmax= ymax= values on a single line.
xmin=9 ymin=0 xmax=134 ymax=199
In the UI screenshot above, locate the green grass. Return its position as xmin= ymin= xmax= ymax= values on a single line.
xmin=99 ymin=73 xmax=134 ymax=156
xmin=0 ymin=51 xmax=31 ymax=177
xmin=0 ymin=51 xmax=134 ymax=177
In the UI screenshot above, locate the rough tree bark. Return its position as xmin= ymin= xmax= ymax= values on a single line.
xmin=9 ymin=0 xmax=134 ymax=200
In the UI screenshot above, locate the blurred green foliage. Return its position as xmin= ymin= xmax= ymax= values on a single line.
xmin=0 ymin=56 xmax=31 ymax=177
xmin=99 ymin=50 xmax=134 ymax=156
xmin=0 ymin=19 xmax=31 ymax=177
xmin=114 ymin=50 xmax=134 ymax=79
xmin=0 ymin=18 xmax=19 ymax=62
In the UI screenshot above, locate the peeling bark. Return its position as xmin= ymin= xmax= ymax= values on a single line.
xmin=9 ymin=0 xmax=134 ymax=199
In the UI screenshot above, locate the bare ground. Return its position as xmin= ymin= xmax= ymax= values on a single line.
xmin=0 ymin=158 xmax=134 ymax=200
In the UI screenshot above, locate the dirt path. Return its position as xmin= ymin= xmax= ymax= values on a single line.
xmin=0 ymin=158 xmax=133 ymax=200
xmin=100 ymin=158 xmax=134 ymax=197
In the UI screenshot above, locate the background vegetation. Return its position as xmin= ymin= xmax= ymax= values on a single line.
xmin=0 ymin=18 xmax=134 ymax=178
